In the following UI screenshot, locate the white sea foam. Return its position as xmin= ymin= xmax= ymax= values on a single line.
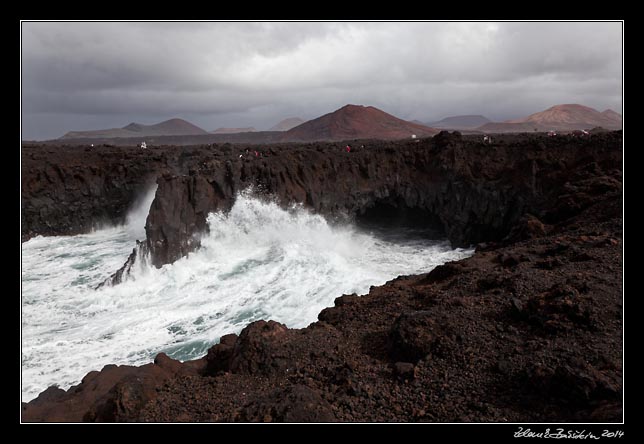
xmin=21 ymin=191 xmax=472 ymax=402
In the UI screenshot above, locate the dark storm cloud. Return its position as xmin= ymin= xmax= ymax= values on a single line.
xmin=21 ymin=21 xmax=622 ymax=140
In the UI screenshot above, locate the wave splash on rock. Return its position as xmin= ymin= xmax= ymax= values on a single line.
xmin=21 ymin=191 xmax=471 ymax=403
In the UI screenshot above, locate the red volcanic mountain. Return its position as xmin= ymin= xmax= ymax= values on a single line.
xmin=478 ymin=104 xmax=622 ymax=133
xmin=282 ymin=105 xmax=439 ymax=142
xmin=509 ymin=104 xmax=621 ymax=128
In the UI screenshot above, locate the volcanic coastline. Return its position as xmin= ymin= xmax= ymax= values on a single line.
xmin=21 ymin=131 xmax=623 ymax=422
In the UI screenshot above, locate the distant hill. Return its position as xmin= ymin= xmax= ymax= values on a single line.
xmin=269 ymin=118 xmax=305 ymax=132
xmin=282 ymin=105 xmax=439 ymax=142
xmin=60 ymin=118 xmax=209 ymax=139
xmin=509 ymin=104 xmax=621 ymax=127
xmin=211 ymin=127 xmax=257 ymax=134
xmin=477 ymin=104 xmax=622 ymax=133
xmin=601 ymin=109 xmax=622 ymax=123
xmin=428 ymin=115 xmax=491 ymax=129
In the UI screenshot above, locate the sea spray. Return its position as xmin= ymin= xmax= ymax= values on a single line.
xmin=125 ymin=185 xmax=158 ymax=240
xmin=21 ymin=191 xmax=472 ymax=401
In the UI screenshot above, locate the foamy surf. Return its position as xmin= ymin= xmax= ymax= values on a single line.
xmin=21 ymin=191 xmax=472 ymax=402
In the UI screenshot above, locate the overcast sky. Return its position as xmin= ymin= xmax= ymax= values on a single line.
xmin=21 ymin=21 xmax=622 ymax=140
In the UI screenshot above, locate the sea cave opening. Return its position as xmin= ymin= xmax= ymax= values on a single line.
xmin=354 ymin=200 xmax=446 ymax=242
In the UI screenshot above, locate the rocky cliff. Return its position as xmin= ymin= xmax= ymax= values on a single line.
xmin=22 ymin=145 xmax=171 ymax=241
xmin=22 ymin=133 xmax=622 ymax=279
xmin=136 ymin=131 xmax=621 ymax=274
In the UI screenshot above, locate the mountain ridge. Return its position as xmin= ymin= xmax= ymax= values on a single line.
xmin=60 ymin=118 xmax=209 ymax=139
xmin=477 ymin=104 xmax=622 ymax=133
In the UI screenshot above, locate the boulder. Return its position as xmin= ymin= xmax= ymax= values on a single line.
xmin=389 ymin=311 xmax=442 ymax=363
xmin=229 ymin=320 xmax=289 ymax=375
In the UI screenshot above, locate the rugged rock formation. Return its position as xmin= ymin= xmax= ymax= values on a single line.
xmin=21 ymin=145 xmax=166 ymax=241
xmin=22 ymin=131 xmax=622 ymax=422
xmin=139 ymin=131 xmax=622 ymax=273
xmin=21 ymin=143 xmax=256 ymax=241
xmin=22 ymin=354 xmax=206 ymax=422
xmin=22 ymin=133 xmax=622 ymax=282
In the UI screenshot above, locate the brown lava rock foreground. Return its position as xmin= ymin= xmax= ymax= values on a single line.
xmin=22 ymin=132 xmax=622 ymax=422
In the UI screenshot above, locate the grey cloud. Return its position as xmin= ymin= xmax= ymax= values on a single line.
xmin=21 ymin=21 xmax=622 ymax=140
